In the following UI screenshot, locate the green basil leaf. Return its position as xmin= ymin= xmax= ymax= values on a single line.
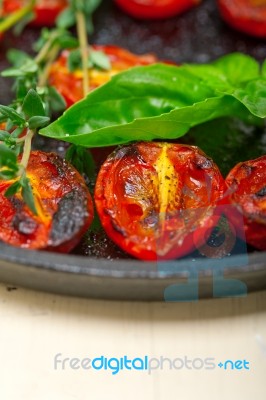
xmin=182 ymin=118 xmax=266 ymax=176
xmin=184 ymin=53 xmax=260 ymax=93
xmin=28 ymin=116 xmax=50 ymax=129
xmin=230 ymin=79 xmax=266 ymax=118
xmin=40 ymin=55 xmax=266 ymax=147
xmin=262 ymin=60 xmax=266 ymax=78
xmin=22 ymin=89 xmax=45 ymax=118
xmin=212 ymin=53 xmax=260 ymax=84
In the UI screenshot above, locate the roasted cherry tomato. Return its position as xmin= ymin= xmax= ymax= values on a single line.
xmin=0 ymin=151 xmax=93 ymax=252
xmin=48 ymin=45 xmax=158 ymax=107
xmin=114 ymin=0 xmax=201 ymax=20
xmin=95 ymin=142 xmax=226 ymax=261
xmin=218 ymin=0 xmax=266 ymax=38
xmin=1 ymin=0 xmax=67 ymax=27
xmin=226 ymin=155 xmax=266 ymax=250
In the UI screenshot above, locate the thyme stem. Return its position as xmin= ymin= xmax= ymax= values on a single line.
xmin=0 ymin=0 xmax=36 ymax=34
xmin=20 ymin=128 xmax=34 ymax=171
xmin=34 ymin=31 xmax=60 ymax=65
xmin=76 ymin=10 xmax=89 ymax=97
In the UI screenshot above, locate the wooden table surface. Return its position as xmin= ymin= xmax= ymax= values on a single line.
xmin=0 ymin=282 xmax=265 ymax=400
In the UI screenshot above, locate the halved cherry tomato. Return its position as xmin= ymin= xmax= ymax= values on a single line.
xmin=1 ymin=0 xmax=68 ymax=27
xmin=114 ymin=0 xmax=201 ymax=20
xmin=0 ymin=151 xmax=94 ymax=252
xmin=48 ymin=45 xmax=158 ymax=107
xmin=226 ymin=155 xmax=266 ymax=250
xmin=218 ymin=0 xmax=266 ymax=38
xmin=95 ymin=142 xmax=226 ymax=261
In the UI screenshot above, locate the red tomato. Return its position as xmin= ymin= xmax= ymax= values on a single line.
xmin=1 ymin=0 xmax=67 ymax=27
xmin=226 ymin=155 xmax=266 ymax=250
xmin=218 ymin=0 xmax=266 ymax=38
xmin=114 ymin=0 xmax=201 ymax=19
xmin=48 ymin=45 xmax=159 ymax=107
xmin=0 ymin=151 xmax=94 ymax=252
xmin=95 ymin=142 xmax=226 ymax=261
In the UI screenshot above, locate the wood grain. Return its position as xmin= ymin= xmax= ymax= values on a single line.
xmin=0 ymin=283 xmax=265 ymax=399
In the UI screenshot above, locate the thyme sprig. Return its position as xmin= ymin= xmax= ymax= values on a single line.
xmin=0 ymin=0 xmax=104 ymax=215
xmin=0 ymin=89 xmax=50 ymax=214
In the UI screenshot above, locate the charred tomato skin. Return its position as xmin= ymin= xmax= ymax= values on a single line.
xmin=48 ymin=45 xmax=158 ymax=107
xmin=0 ymin=151 xmax=94 ymax=252
xmin=218 ymin=0 xmax=266 ymax=38
xmin=95 ymin=142 xmax=226 ymax=261
xmin=1 ymin=0 xmax=68 ymax=27
xmin=226 ymin=155 xmax=266 ymax=250
xmin=114 ymin=0 xmax=201 ymax=20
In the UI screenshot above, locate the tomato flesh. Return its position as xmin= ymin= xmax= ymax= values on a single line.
xmin=226 ymin=155 xmax=266 ymax=250
xmin=48 ymin=45 xmax=158 ymax=107
xmin=114 ymin=0 xmax=201 ymax=20
xmin=218 ymin=0 xmax=266 ymax=38
xmin=1 ymin=0 xmax=68 ymax=27
xmin=0 ymin=151 xmax=93 ymax=252
xmin=95 ymin=142 xmax=226 ymax=261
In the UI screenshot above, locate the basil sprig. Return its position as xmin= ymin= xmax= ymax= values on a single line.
xmin=40 ymin=53 xmax=266 ymax=147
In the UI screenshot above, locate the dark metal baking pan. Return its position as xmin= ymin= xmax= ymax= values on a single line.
xmin=0 ymin=0 xmax=265 ymax=300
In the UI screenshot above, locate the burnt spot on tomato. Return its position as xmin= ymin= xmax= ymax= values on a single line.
xmin=50 ymin=155 xmax=69 ymax=178
xmin=9 ymin=196 xmax=24 ymax=212
xmin=206 ymin=226 xmax=226 ymax=248
xmin=255 ymin=186 xmax=266 ymax=198
xmin=194 ymin=154 xmax=213 ymax=170
xmin=240 ymin=163 xmax=254 ymax=177
xmin=111 ymin=220 xmax=127 ymax=237
xmin=12 ymin=213 xmax=38 ymax=236
xmin=49 ymin=190 xmax=89 ymax=247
